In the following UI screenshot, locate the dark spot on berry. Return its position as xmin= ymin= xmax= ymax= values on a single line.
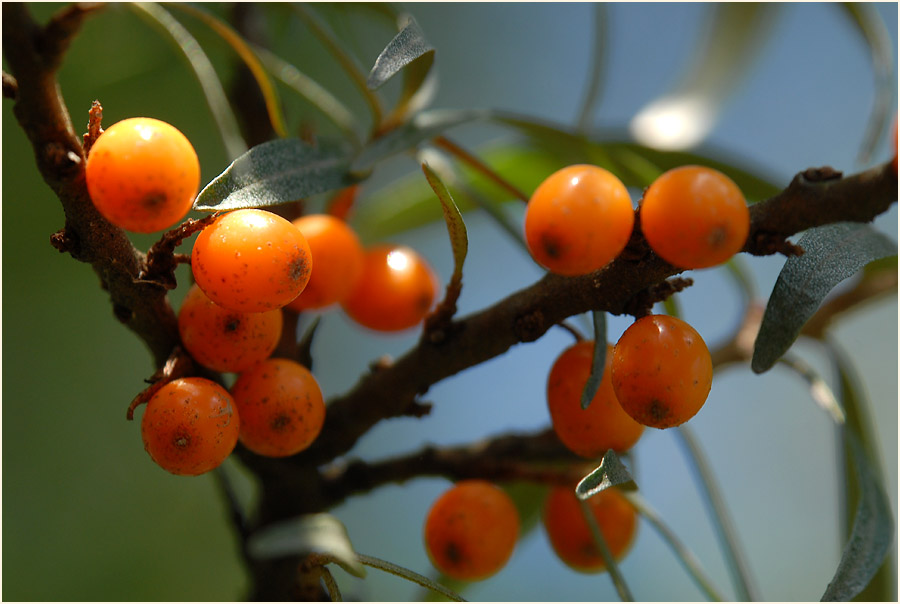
xmin=173 ymin=432 xmax=191 ymax=449
xmin=648 ymin=399 xmax=671 ymax=425
xmin=445 ymin=541 xmax=462 ymax=564
xmin=271 ymin=414 xmax=291 ymax=431
xmin=541 ymin=233 xmax=564 ymax=259
xmin=141 ymin=191 xmax=168 ymax=209
xmin=288 ymin=253 xmax=310 ymax=282
xmin=224 ymin=316 xmax=241 ymax=333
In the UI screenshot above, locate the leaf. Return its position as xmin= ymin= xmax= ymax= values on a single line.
xmin=170 ymin=3 xmax=287 ymax=138
xmin=575 ymin=450 xmax=637 ymax=500
xmin=194 ymin=139 xmax=356 ymax=211
xmin=837 ymin=3 xmax=895 ymax=164
xmin=575 ymin=3 xmax=609 ymax=133
xmin=776 ymin=354 xmax=844 ymax=424
xmin=580 ymin=312 xmax=608 ymax=410
xmin=821 ymin=431 xmax=894 ymax=601
xmin=366 ymin=16 xmax=435 ymax=91
xmin=247 ymin=513 xmax=366 ymax=578
xmin=751 ymin=223 xmax=897 ymax=373
xmin=351 ymin=109 xmax=490 ymax=175
xmin=421 ymin=162 xmax=467 ymax=285
xmin=129 ymin=3 xmax=248 ymax=160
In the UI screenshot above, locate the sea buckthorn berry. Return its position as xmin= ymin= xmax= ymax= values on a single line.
xmin=286 ymin=214 xmax=365 ymax=312
xmin=191 ymin=209 xmax=313 ymax=313
xmin=611 ymin=314 xmax=713 ymax=429
xmin=230 ymin=358 xmax=326 ymax=458
xmin=524 ymin=164 xmax=634 ymax=276
xmin=341 ymin=244 xmax=439 ymax=332
xmin=85 ymin=117 xmax=200 ymax=233
xmin=548 ymin=341 xmax=644 ymax=458
xmin=141 ymin=377 xmax=239 ymax=476
xmin=543 ymin=486 xmax=637 ymax=573
xmin=178 ymin=284 xmax=282 ymax=373
xmin=640 ymin=165 xmax=749 ymax=269
xmin=424 ymin=480 xmax=520 ymax=581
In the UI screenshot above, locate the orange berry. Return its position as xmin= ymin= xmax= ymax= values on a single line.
xmin=543 ymin=486 xmax=637 ymax=573
xmin=611 ymin=315 xmax=713 ymax=429
xmin=424 ymin=480 xmax=519 ymax=581
xmin=85 ymin=117 xmax=200 ymax=233
xmin=547 ymin=341 xmax=644 ymax=458
xmin=191 ymin=209 xmax=313 ymax=313
xmin=286 ymin=214 xmax=365 ymax=311
xmin=177 ymin=284 xmax=282 ymax=373
xmin=230 ymin=358 xmax=326 ymax=457
xmin=341 ymin=244 xmax=439 ymax=332
xmin=640 ymin=165 xmax=749 ymax=269
xmin=524 ymin=164 xmax=634 ymax=276
xmin=141 ymin=377 xmax=239 ymax=476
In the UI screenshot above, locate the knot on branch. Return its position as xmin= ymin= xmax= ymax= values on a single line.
xmin=623 ymin=277 xmax=695 ymax=318
xmin=748 ymin=231 xmax=805 ymax=257
xmin=797 ymin=166 xmax=843 ymax=184
xmin=2 ymin=71 xmax=18 ymax=100
xmin=138 ymin=215 xmax=216 ymax=289
xmin=50 ymin=227 xmax=79 ymax=255
xmin=43 ymin=141 xmax=82 ymax=178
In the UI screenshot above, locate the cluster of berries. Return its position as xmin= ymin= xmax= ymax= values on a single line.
xmin=85 ymin=117 xmax=440 ymax=476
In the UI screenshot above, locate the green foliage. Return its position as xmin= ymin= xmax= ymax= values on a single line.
xmin=580 ymin=311 xmax=608 ymax=410
xmin=575 ymin=450 xmax=637 ymax=500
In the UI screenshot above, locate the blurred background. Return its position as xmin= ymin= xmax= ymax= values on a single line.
xmin=3 ymin=3 xmax=897 ymax=601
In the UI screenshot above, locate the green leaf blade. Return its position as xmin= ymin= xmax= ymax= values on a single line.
xmin=580 ymin=312 xmax=608 ymax=410
xmin=367 ymin=16 xmax=435 ymax=91
xmin=421 ymin=162 xmax=468 ymax=284
xmin=751 ymin=223 xmax=897 ymax=373
xmin=194 ymin=139 xmax=356 ymax=211
xmin=575 ymin=449 xmax=637 ymax=500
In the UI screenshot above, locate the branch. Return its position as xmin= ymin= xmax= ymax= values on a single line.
xmin=2 ymin=3 xmax=180 ymax=367
xmin=300 ymin=161 xmax=897 ymax=466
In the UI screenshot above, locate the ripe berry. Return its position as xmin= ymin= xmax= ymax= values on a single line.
xmin=543 ymin=486 xmax=637 ymax=573
xmin=547 ymin=341 xmax=644 ymax=458
xmin=640 ymin=165 xmax=749 ymax=269
xmin=524 ymin=164 xmax=634 ymax=276
xmin=191 ymin=209 xmax=313 ymax=313
xmin=230 ymin=358 xmax=326 ymax=458
xmin=286 ymin=214 xmax=365 ymax=312
xmin=424 ymin=480 xmax=519 ymax=581
xmin=341 ymin=244 xmax=439 ymax=332
xmin=141 ymin=377 xmax=240 ymax=476
xmin=178 ymin=284 xmax=282 ymax=373
xmin=611 ymin=315 xmax=713 ymax=429
xmin=85 ymin=117 xmax=200 ymax=233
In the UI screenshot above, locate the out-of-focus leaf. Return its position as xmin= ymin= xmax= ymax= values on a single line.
xmin=356 ymin=554 xmax=465 ymax=602
xmin=194 ymin=139 xmax=356 ymax=211
xmin=367 ymin=16 xmax=434 ymax=90
xmin=580 ymin=312 xmax=608 ymax=410
xmin=629 ymin=4 xmax=779 ymax=150
xmin=252 ymin=44 xmax=360 ymax=143
xmin=751 ymin=223 xmax=897 ymax=373
xmin=247 ymin=513 xmax=366 ymax=578
xmin=837 ymin=3 xmax=895 ymax=164
xmin=821 ymin=431 xmax=894 ymax=601
xmin=502 ymin=481 xmax=550 ymax=538
xmin=130 ymin=3 xmax=248 ymax=160
xmin=575 ymin=450 xmax=637 ymax=500
xmin=421 ymin=162 xmax=467 ymax=284
xmin=351 ymin=109 xmax=489 ymax=174
xmin=493 ymin=114 xmax=782 ymax=201
xmin=777 ymin=354 xmax=845 ymax=424
xmin=575 ymin=4 xmax=609 ymax=133
xmin=170 ymin=3 xmax=287 ymax=138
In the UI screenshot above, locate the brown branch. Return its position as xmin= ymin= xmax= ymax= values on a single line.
xmin=300 ymin=161 xmax=896 ymax=467
xmin=2 ymin=4 xmax=180 ymax=367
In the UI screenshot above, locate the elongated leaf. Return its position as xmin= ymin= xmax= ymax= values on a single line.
xmin=838 ymin=3 xmax=895 ymax=164
xmin=575 ymin=4 xmax=609 ymax=133
xmin=777 ymin=354 xmax=844 ymax=423
xmin=421 ymin=162 xmax=467 ymax=284
xmin=367 ymin=16 xmax=434 ymax=90
xmin=247 ymin=513 xmax=366 ymax=578
xmin=580 ymin=312 xmax=608 ymax=409
xmin=194 ymin=139 xmax=356 ymax=211
xmin=575 ymin=450 xmax=637 ymax=500
xmin=130 ymin=3 xmax=247 ymax=160
xmin=751 ymin=223 xmax=897 ymax=373
xmin=351 ymin=109 xmax=489 ymax=174
xmin=821 ymin=431 xmax=894 ymax=601
xmin=170 ymin=3 xmax=287 ymax=138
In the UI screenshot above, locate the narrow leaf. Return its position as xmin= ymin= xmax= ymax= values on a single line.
xmin=580 ymin=312 xmax=608 ymax=409
xmin=838 ymin=3 xmax=895 ymax=164
xmin=194 ymin=139 xmax=355 ymax=211
xmin=777 ymin=354 xmax=845 ymax=423
xmin=247 ymin=513 xmax=366 ymax=578
xmin=751 ymin=222 xmax=897 ymax=373
xmin=351 ymin=108 xmax=490 ymax=174
xmin=357 ymin=553 xmax=465 ymax=602
xmin=129 ymin=3 xmax=247 ymax=160
xmin=578 ymin=497 xmax=634 ymax=601
xmin=421 ymin=161 xmax=467 ymax=284
xmin=575 ymin=449 xmax=637 ymax=500
xmin=821 ymin=431 xmax=894 ymax=601
xmin=367 ymin=16 xmax=435 ymax=90
xmin=575 ymin=3 xmax=609 ymax=133
xmin=170 ymin=3 xmax=287 ymax=138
